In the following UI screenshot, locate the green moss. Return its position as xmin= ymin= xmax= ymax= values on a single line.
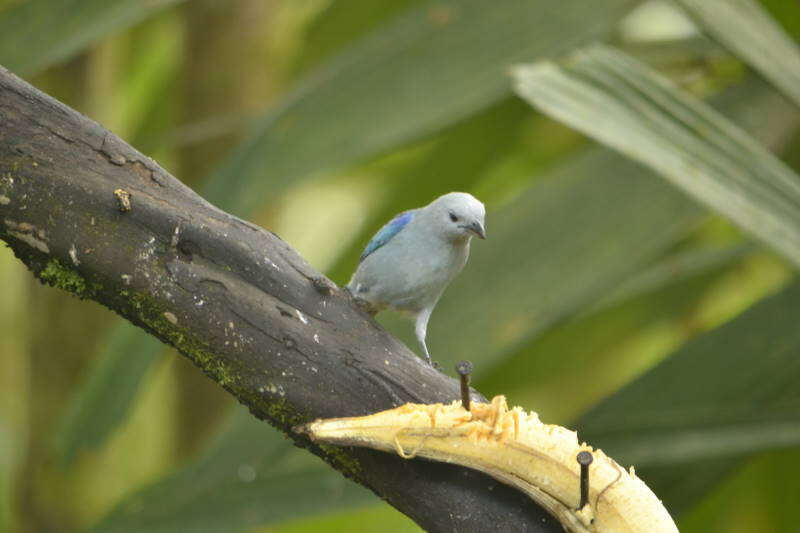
xmin=39 ymin=259 xmax=99 ymax=298
xmin=1 ymin=172 xmax=14 ymax=194
xmin=126 ymin=292 xmax=316 ymax=454
xmin=258 ymin=397 xmax=303 ymax=428
xmin=318 ymin=442 xmax=362 ymax=478
xmin=128 ymin=291 xmax=242 ymax=389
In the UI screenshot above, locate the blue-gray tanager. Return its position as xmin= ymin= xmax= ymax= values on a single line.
xmin=348 ymin=192 xmax=486 ymax=365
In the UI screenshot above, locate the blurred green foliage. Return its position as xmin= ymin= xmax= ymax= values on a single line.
xmin=1 ymin=1 xmax=800 ymax=532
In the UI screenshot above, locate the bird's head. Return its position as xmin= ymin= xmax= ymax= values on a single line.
xmin=429 ymin=192 xmax=486 ymax=242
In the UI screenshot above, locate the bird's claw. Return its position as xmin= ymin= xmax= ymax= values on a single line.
xmin=426 ymin=358 xmax=442 ymax=371
xmin=345 ymin=287 xmax=380 ymax=316
xmin=354 ymin=298 xmax=379 ymax=316
xmin=312 ymin=276 xmax=337 ymax=295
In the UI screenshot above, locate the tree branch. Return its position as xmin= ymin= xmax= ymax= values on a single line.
xmin=0 ymin=66 xmax=561 ymax=532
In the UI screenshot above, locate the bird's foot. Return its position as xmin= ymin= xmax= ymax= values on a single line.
xmin=311 ymin=276 xmax=337 ymax=295
xmin=423 ymin=355 xmax=441 ymax=371
xmin=348 ymin=292 xmax=379 ymax=316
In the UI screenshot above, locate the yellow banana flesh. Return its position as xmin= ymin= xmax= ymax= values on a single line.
xmin=299 ymin=396 xmax=678 ymax=533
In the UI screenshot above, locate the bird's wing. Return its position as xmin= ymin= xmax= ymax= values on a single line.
xmin=359 ymin=209 xmax=416 ymax=262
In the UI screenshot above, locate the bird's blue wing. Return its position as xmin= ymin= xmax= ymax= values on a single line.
xmin=359 ymin=210 xmax=415 ymax=262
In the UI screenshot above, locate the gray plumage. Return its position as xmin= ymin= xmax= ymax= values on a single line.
xmin=348 ymin=192 xmax=486 ymax=365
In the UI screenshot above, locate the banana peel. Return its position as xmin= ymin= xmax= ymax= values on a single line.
xmin=298 ymin=396 xmax=678 ymax=533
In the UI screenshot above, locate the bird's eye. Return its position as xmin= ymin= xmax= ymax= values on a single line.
xmin=449 ymin=212 xmax=459 ymax=222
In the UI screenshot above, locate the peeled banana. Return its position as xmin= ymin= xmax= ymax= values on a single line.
xmin=298 ymin=396 xmax=678 ymax=533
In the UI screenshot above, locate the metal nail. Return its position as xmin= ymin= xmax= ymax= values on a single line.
xmin=577 ymin=450 xmax=594 ymax=509
xmin=455 ymin=360 xmax=473 ymax=411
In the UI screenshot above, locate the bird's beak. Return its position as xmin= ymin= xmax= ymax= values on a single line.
xmin=466 ymin=221 xmax=486 ymax=240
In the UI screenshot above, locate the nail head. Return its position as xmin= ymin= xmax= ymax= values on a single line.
xmin=456 ymin=360 xmax=473 ymax=376
xmin=577 ymin=451 xmax=594 ymax=466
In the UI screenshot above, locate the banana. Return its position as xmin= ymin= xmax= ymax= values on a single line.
xmin=298 ymin=396 xmax=678 ymax=533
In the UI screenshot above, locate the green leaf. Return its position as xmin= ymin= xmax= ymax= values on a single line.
xmin=577 ymin=282 xmax=800 ymax=512
xmin=91 ymin=407 xmax=372 ymax=533
xmin=673 ymin=0 xmax=800 ymax=108
xmin=513 ymin=45 xmax=800 ymax=268
xmin=54 ymin=322 xmax=162 ymax=463
xmin=202 ymin=0 xmax=644 ymax=215
xmin=0 ymin=423 xmax=19 ymax=532
xmin=477 ymin=243 xmax=760 ymax=422
xmin=292 ymin=0 xmax=424 ymax=74
xmin=581 ymin=280 xmax=800 ymax=462
xmin=643 ymin=459 xmax=750 ymax=517
xmin=279 ymin=504 xmax=419 ymax=533
xmin=679 ymin=448 xmax=800 ymax=533
xmin=0 ymin=0 xmax=185 ymax=77
xmin=590 ymin=243 xmax=754 ymax=312
xmin=759 ymin=0 xmax=800 ymax=39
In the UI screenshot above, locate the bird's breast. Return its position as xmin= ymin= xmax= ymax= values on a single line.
xmin=413 ymin=240 xmax=469 ymax=285
xmin=349 ymin=234 xmax=470 ymax=312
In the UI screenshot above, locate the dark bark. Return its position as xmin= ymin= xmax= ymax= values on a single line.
xmin=0 ymin=66 xmax=561 ymax=532
xmin=170 ymin=0 xmax=277 ymax=460
xmin=12 ymin=53 xmax=118 ymax=533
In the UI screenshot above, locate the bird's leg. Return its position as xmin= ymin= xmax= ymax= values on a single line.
xmin=414 ymin=308 xmax=434 ymax=366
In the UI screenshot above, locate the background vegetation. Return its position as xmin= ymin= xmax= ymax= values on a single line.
xmin=1 ymin=0 xmax=800 ymax=531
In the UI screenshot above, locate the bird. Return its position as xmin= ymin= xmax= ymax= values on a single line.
xmin=347 ymin=192 xmax=486 ymax=365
